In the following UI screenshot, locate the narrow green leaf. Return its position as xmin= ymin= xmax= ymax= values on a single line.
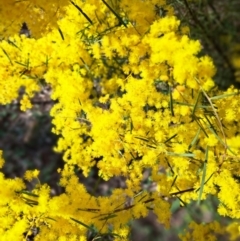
xmin=165 ymin=157 xmax=174 ymax=174
xmin=133 ymin=191 xmax=144 ymax=199
xmin=170 ymin=188 xmax=195 ymax=196
xmin=98 ymin=214 xmax=117 ymax=221
xmin=93 ymin=233 xmax=122 ymax=240
xmin=167 ymin=152 xmax=195 ymax=157
xmin=194 ymin=117 xmax=208 ymax=137
xmin=177 ymin=196 xmax=187 ymax=206
xmin=45 ymin=55 xmax=49 ymax=67
xmin=70 ymin=218 xmax=95 ymax=231
xmin=197 ymin=146 xmax=208 ymax=205
xmin=70 ymin=1 xmax=93 ymax=24
xmin=130 ymin=118 xmax=133 ymax=133
xmin=23 ymin=74 xmax=38 ymax=79
xmin=204 ymin=114 xmax=215 ymax=130
xmin=15 ymin=61 xmax=28 ymax=67
xmin=169 ymin=87 xmax=174 ymax=116
xmin=25 ymin=201 xmax=38 ymax=206
xmin=137 ymin=194 xmax=148 ymax=203
xmin=45 ymin=217 xmax=57 ymax=222
xmin=174 ymin=101 xmax=213 ymax=109
xmin=22 ymin=197 xmax=38 ymax=205
xmin=19 ymin=190 xmax=39 ymax=197
xmin=188 ymin=128 xmax=201 ymax=150
xmin=80 ymin=57 xmax=93 ymax=77
xmin=7 ymin=40 xmax=21 ymax=50
xmin=129 ymin=151 xmax=135 ymax=160
xmin=164 ymin=133 xmax=178 ymax=144
xmin=170 ymin=175 xmax=178 ymax=189
xmin=78 ymin=98 xmax=82 ymax=106
xmin=78 ymin=208 xmax=99 ymax=213
xmin=101 ymin=0 xmax=127 ymax=27
xmin=210 ymin=92 xmax=238 ymax=100
xmin=134 ymin=136 xmax=149 ymax=142
xmin=146 ymin=144 xmax=157 ymax=149
xmin=174 ymin=102 xmax=193 ymax=107
xmin=1 ymin=47 xmax=13 ymax=65
xmin=26 ymin=56 xmax=30 ymax=69
xmin=195 ymin=172 xmax=215 ymax=192
xmin=192 ymin=90 xmax=201 ymax=115
xmin=108 ymin=233 xmax=122 ymax=238
xmin=58 ymin=27 xmax=64 ymax=40
xmin=26 ymin=203 xmax=35 ymax=207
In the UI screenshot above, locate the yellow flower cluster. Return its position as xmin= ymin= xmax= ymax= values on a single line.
xmin=0 ymin=0 xmax=240 ymax=240
xmin=0 ymin=0 xmax=69 ymax=38
xmin=180 ymin=221 xmax=225 ymax=241
xmin=24 ymin=169 xmax=40 ymax=182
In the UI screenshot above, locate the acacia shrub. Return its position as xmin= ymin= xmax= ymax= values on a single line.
xmin=0 ymin=0 xmax=239 ymax=240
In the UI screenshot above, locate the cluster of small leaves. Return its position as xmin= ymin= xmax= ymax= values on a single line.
xmin=0 ymin=0 xmax=240 ymax=240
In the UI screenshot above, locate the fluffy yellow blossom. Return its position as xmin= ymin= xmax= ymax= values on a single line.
xmin=204 ymin=134 xmax=218 ymax=147
xmin=226 ymin=222 xmax=240 ymax=241
xmin=0 ymin=0 xmax=240 ymax=240
xmin=20 ymin=95 xmax=32 ymax=111
xmin=24 ymin=169 xmax=40 ymax=181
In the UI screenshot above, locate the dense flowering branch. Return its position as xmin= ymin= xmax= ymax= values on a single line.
xmin=0 ymin=0 xmax=239 ymax=240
